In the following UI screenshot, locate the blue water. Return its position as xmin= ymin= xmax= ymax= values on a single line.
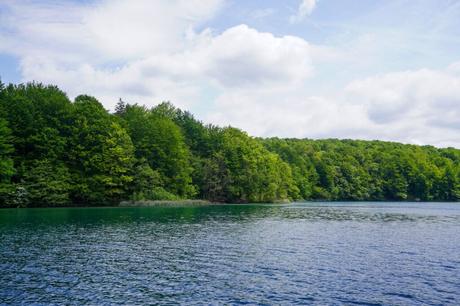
xmin=1 ymin=202 xmax=459 ymax=305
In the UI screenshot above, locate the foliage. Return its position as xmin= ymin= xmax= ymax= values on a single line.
xmin=263 ymin=138 xmax=460 ymax=201
xmin=0 ymin=118 xmax=15 ymax=184
xmin=0 ymin=82 xmax=459 ymax=207
xmin=22 ymin=160 xmax=71 ymax=206
xmin=117 ymin=103 xmax=195 ymax=198
xmin=68 ymin=95 xmax=135 ymax=204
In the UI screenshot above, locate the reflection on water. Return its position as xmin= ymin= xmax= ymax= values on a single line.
xmin=1 ymin=202 xmax=459 ymax=305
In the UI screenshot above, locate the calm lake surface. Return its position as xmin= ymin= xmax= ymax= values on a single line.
xmin=1 ymin=202 xmax=459 ymax=305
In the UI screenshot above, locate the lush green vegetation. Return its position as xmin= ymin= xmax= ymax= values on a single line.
xmin=262 ymin=138 xmax=460 ymax=201
xmin=0 ymin=82 xmax=459 ymax=207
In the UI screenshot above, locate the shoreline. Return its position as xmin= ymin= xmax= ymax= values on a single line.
xmin=1 ymin=199 xmax=459 ymax=209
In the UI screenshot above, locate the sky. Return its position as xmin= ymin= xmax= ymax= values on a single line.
xmin=1 ymin=0 xmax=460 ymax=147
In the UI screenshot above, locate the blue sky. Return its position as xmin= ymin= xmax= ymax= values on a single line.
xmin=1 ymin=0 xmax=460 ymax=147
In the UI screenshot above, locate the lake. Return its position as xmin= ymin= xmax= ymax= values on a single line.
xmin=1 ymin=202 xmax=459 ymax=305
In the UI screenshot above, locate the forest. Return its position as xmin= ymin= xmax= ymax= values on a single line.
xmin=0 ymin=82 xmax=459 ymax=207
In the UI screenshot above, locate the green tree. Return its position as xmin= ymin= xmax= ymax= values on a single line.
xmin=0 ymin=118 xmax=14 ymax=183
xmin=1 ymin=81 xmax=460 ymax=206
xmin=120 ymin=104 xmax=195 ymax=198
xmin=22 ymin=160 xmax=71 ymax=206
xmin=69 ymin=95 xmax=135 ymax=204
xmin=0 ymin=118 xmax=15 ymax=206
xmin=208 ymin=128 xmax=297 ymax=203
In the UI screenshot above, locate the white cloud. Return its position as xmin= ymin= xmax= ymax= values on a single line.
xmin=289 ymin=0 xmax=317 ymax=24
xmin=206 ymin=64 xmax=460 ymax=148
xmin=82 ymin=0 xmax=223 ymax=59
xmin=1 ymin=0 xmax=460 ymax=148
xmin=0 ymin=0 xmax=224 ymax=109
xmin=205 ymin=90 xmax=369 ymax=139
xmin=0 ymin=0 xmax=223 ymax=61
xmin=344 ymin=67 xmax=460 ymax=146
xmin=0 ymin=1 xmax=315 ymax=109
xmin=17 ymin=23 xmax=314 ymax=108
xmin=197 ymin=25 xmax=312 ymax=88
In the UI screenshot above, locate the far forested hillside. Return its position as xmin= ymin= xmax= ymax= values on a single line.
xmin=0 ymin=82 xmax=458 ymax=207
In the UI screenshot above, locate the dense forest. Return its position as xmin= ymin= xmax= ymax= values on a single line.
xmin=0 ymin=82 xmax=459 ymax=207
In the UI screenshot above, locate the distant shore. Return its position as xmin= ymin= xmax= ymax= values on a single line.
xmin=2 ymin=199 xmax=460 ymax=209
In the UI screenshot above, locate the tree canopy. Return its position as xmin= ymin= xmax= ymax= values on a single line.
xmin=0 ymin=82 xmax=459 ymax=207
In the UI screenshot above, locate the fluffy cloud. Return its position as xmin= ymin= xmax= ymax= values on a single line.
xmin=0 ymin=0 xmax=314 ymax=110
xmin=18 ymin=23 xmax=314 ymax=108
xmin=0 ymin=0 xmax=226 ymax=108
xmin=206 ymin=64 xmax=460 ymax=148
xmin=344 ymin=67 xmax=460 ymax=146
xmin=205 ymin=90 xmax=369 ymax=139
xmin=1 ymin=0 xmax=459 ymax=148
xmin=198 ymin=25 xmax=312 ymax=88
xmin=289 ymin=0 xmax=317 ymax=24
xmin=0 ymin=0 xmax=223 ymax=60
xmin=136 ymin=24 xmax=313 ymax=88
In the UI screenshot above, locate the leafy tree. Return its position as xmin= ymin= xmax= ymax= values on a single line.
xmin=68 ymin=95 xmax=135 ymax=204
xmin=0 ymin=118 xmax=14 ymax=183
xmin=22 ymin=160 xmax=71 ymax=206
xmin=0 ymin=118 xmax=15 ymax=206
xmin=130 ymin=158 xmax=165 ymax=201
xmin=0 ymin=83 xmax=73 ymax=162
xmin=1 ymin=81 xmax=459 ymax=206
xmin=207 ymin=128 xmax=298 ymax=202
xmin=119 ymin=103 xmax=195 ymax=198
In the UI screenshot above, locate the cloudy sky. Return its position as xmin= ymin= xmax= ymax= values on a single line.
xmin=1 ymin=0 xmax=460 ymax=147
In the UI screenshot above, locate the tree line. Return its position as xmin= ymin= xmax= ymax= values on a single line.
xmin=0 ymin=82 xmax=459 ymax=207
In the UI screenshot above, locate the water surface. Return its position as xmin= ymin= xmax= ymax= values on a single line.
xmin=1 ymin=202 xmax=459 ymax=305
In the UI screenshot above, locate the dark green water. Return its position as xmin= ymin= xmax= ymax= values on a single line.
xmin=1 ymin=202 xmax=459 ymax=305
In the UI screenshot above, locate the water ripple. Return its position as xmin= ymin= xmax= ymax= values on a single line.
xmin=0 ymin=202 xmax=459 ymax=305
